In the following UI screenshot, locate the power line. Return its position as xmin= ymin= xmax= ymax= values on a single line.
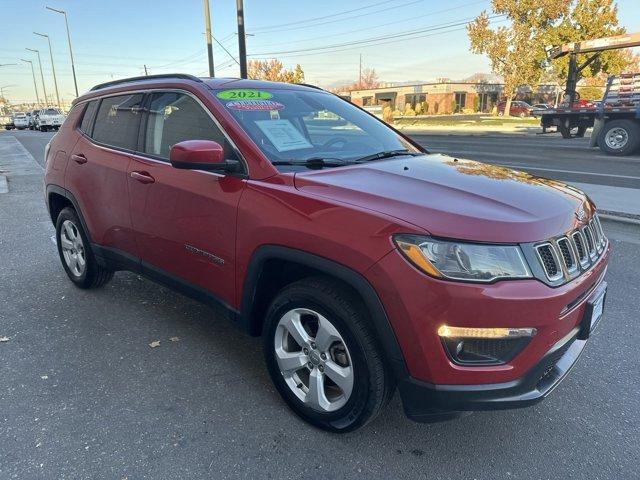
xmin=250 ymin=17 xmax=508 ymax=61
xmin=249 ymin=0 xmax=427 ymax=34
xmin=249 ymin=0 xmax=413 ymax=32
xmin=252 ymin=0 xmax=488 ymax=49
xmin=250 ymin=14 xmax=505 ymax=57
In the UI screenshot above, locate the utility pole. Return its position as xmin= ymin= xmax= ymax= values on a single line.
xmin=236 ymin=0 xmax=247 ymax=78
xmin=144 ymin=65 xmax=149 ymax=76
xmin=46 ymin=6 xmax=79 ymax=97
xmin=0 ymin=85 xmax=14 ymax=98
xmin=20 ymin=59 xmax=41 ymax=106
xmin=359 ymin=54 xmax=362 ymax=89
xmin=26 ymin=48 xmax=48 ymax=107
xmin=203 ymin=0 xmax=215 ymax=77
xmin=34 ymin=32 xmax=61 ymax=109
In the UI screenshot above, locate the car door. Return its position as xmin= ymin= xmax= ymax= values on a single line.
xmin=65 ymin=94 xmax=142 ymax=258
xmin=126 ymin=90 xmax=246 ymax=306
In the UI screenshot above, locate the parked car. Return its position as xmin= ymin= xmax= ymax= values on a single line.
xmin=44 ymin=75 xmax=610 ymax=432
xmin=497 ymin=100 xmax=534 ymax=117
xmin=12 ymin=112 xmax=29 ymax=130
xmin=3 ymin=115 xmax=15 ymax=130
xmin=532 ymin=103 xmax=552 ymax=110
xmin=35 ymin=107 xmax=65 ymax=131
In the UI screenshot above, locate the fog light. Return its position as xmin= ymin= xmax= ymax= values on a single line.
xmin=438 ymin=325 xmax=536 ymax=365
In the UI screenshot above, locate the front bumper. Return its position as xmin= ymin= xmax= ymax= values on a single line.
xmin=398 ymin=324 xmax=589 ymax=422
xmin=366 ymin=239 xmax=610 ymax=421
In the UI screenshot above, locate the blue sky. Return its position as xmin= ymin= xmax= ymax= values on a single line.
xmin=2 ymin=0 xmax=640 ymax=104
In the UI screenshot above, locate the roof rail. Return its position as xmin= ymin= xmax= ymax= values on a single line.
xmin=297 ymin=83 xmax=324 ymax=91
xmin=90 ymin=73 xmax=203 ymax=91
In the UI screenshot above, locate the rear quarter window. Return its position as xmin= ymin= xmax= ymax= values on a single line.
xmin=79 ymin=100 xmax=99 ymax=135
xmin=92 ymin=94 xmax=144 ymax=151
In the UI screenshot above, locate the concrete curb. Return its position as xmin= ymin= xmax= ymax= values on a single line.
xmin=0 ymin=175 xmax=8 ymax=194
xmin=599 ymin=212 xmax=640 ymax=226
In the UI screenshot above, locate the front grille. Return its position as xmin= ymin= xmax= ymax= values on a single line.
xmin=534 ymin=214 xmax=606 ymax=284
xmin=571 ymin=231 xmax=587 ymax=265
xmin=536 ymin=244 xmax=562 ymax=281
xmin=557 ymin=238 xmax=576 ymax=273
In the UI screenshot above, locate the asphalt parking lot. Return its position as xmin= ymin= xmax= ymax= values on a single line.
xmin=1 ymin=130 xmax=639 ymax=479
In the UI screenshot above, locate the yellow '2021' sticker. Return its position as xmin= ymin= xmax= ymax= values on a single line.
xmin=216 ymin=89 xmax=273 ymax=100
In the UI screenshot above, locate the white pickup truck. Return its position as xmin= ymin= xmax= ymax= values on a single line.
xmin=35 ymin=108 xmax=65 ymax=132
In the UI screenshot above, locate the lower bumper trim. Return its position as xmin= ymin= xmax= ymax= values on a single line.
xmin=399 ymin=328 xmax=587 ymax=423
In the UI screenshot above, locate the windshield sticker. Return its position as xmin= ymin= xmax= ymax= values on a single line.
xmin=255 ymin=119 xmax=312 ymax=152
xmin=225 ymin=100 xmax=284 ymax=111
xmin=217 ymin=89 xmax=273 ymax=100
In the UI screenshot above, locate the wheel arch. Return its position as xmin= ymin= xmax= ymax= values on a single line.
xmin=240 ymin=245 xmax=409 ymax=379
xmin=46 ymin=184 xmax=93 ymax=243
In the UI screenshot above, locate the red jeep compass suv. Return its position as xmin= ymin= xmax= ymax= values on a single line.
xmin=44 ymin=74 xmax=610 ymax=432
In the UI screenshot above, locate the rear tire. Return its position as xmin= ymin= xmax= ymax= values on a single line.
xmin=263 ymin=277 xmax=394 ymax=432
xmin=55 ymin=207 xmax=114 ymax=289
xmin=597 ymin=119 xmax=640 ymax=156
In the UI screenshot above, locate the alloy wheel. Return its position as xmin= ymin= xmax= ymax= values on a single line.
xmin=60 ymin=220 xmax=86 ymax=277
xmin=274 ymin=308 xmax=354 ymax=412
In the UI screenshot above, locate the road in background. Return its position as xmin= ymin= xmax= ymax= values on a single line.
xmin=1 ymin=129 xmax=639 ymax=479
xmin=407 ymin=132 xmax=640 ymax=188
xmin=407 ymin=132 xmax=640 ymax=217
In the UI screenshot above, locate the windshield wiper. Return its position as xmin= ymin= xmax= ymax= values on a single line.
xmin=271 ymin=157 xmax=352 ymax=169
xmin=355 ymin=149 xmax=423 ymax=163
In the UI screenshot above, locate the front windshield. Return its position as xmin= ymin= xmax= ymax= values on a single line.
xmin=216 ymin=88 xmax=420 ymax=168
xmin=44 ymin=108 xmax=61 ymax=115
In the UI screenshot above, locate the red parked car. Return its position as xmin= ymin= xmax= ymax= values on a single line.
xmin=44 ymin=74 xmax=610 ymax=432
xmin=497 ymin=100 xmax=534 ymax=117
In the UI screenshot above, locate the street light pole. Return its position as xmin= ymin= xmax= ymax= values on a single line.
xmin=46 ymin=6 xmax=79 ymax=97
xmin=34 ymin=32 xmax=62 ymax=109
xmin=203 ymin=0 xmax=215 ymax=77
xmin=20 ymin=59 xmax=41 ymax=106
xmin=0 ymin=84 xmax=16 ymax=101
xmin=26 ymin=48 xmax=49 ymax=107
xmin=236 ymin=0 xmax=247 ymax=78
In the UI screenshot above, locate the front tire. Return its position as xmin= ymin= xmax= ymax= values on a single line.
xmin=597 ymin=119 xmax=640 ymax=155
xmin=55 ymin=207 xmax=114 ymax=289
xmin=263 ymin=277 xmax=394 ymax=432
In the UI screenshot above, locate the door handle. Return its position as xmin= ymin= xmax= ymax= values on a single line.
xmin=130 ymin=171 xmax=155 ymax=184
xmin=71 ymin=153 xmax=87 ymax=165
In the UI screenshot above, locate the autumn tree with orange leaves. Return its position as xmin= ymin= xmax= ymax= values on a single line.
xmin=247 ymin=59 xmax=305 ymax=84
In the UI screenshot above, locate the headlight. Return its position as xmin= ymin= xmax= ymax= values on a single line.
xmin=393 ymin=235 xmax=531 ymax=282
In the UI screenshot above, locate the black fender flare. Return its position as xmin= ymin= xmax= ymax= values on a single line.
xmin=240 ymin=245 xmax=409 ymax=380
xmin=46 ymin=184 xmax=93 ymax=244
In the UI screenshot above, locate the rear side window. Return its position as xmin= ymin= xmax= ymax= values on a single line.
xmin=92 ymin=94 xmax=144 ymax=150
xmin=143 ymin=92 xmax=235 ymax=160
xmin=79 ymin=100 xmax=99 ymax=134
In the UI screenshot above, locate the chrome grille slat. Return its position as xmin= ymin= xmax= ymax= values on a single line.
xmin=582 ymin=224 xmax=596 ymax=258
xmin=535 ymin=243 xmax=563 ymax=281
xmin=571 ymin=230 xmax=589 ymax=266
xmin=556 ymin=237 xmax=577 ymax=273
xmin=534 ymin=214 xmax=606 ymax=284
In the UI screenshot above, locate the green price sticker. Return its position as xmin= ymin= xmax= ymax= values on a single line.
xmin=217 ymin=89 xmax=273 ymax=100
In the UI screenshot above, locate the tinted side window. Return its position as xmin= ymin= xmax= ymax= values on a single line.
xmin=79 ymin=100 xmax=99 ymax=134
xmin=144 ymin=92 xmax=236 ymax=160
xmin=92 ymin=94 xmax=144 ymax=150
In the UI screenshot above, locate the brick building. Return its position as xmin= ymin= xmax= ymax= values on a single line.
xmin=347 ymin=81 xmax=561 ymax=114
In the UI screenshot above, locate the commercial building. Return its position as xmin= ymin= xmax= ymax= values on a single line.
xmin=347 ymin=81 xmax=562 ymax=114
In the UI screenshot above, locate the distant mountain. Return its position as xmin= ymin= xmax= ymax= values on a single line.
xmin=459 ymin=72 xmax=503 ymax=83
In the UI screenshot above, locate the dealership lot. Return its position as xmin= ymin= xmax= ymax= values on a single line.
xmin=1 ymin=129 xmax=639 ymax=479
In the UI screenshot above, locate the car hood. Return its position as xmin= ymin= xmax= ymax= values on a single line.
xmin=293 ymin=155 xmax=591 ymax=243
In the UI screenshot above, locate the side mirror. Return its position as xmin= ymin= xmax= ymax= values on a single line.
xmin=169 ymin=140 xmax=239 ymax=173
